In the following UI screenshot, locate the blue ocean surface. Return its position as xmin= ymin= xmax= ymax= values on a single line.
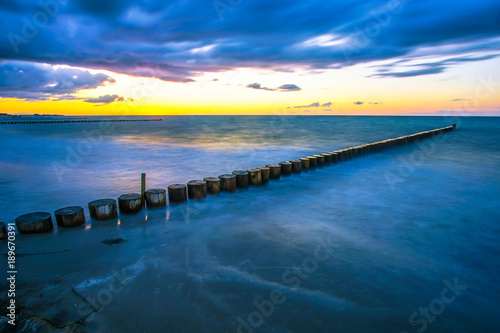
xmin=0 ymin=116 xmax=499 ymax=332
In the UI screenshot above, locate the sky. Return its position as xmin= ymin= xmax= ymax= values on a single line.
xmin=0 ymin=0 xmax=499 ymax=116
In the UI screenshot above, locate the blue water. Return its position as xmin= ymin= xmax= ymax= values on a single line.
xmin=0 ymin=116 xmax=499 ymax=332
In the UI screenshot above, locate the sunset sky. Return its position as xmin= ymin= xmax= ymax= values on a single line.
xmin=1 ymin=0 xmax=499 ymax=116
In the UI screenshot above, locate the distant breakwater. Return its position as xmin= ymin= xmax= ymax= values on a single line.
xmin=0 ymin=124 xmax=456 ymax=238
xmin=0 ymin=118 xmax=163 ymax=125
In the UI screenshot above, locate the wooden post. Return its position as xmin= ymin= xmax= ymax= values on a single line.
xmin=279 ymin=161 xmax=292 ymax=175
xmin=54 ymin=206 xmax=85 ymax=228
xmin=246 ymin=168 xmax=262 ymax=185
xmin=265 ymin=164 xmax=281 ymax=180
xmin=219 ymin=174 xmax=237 ymax=192
xmin=118 ymin=193 xmax=143 ymax=214
xmin=187 ymin=180 xmax=208 ymax=199
xmin=300 ymin=157 xmax=310 ymax=171
xmin=141 ymin=173 xmax=146 ymax=200
xmin=168 ymin=184 xmax=188 ymax=203
xmin=145 ymin=189 xmax=167 ymax=207
xmin=306 ymin=156 xmax=317 ymax=169
xmin=257 ymin=167 xmax=270 ymax=183
xmin=203 ymin=177 xmax=221 ymax=195
xmin=15 ymin=212 xmax=53 ymax=234
xmin=313 ymin=155 xmax=324 ymax=167
xmin=88 ymin=199 xmax=117 ymax=220
xmin=289 ymin=159 xmax=302 ymax=173
xmin=321 ymin=153 xmax=332 ymax=165
xmin=232 ymin=171 xmax=249 ymax=188
xmin=333 ymin=150 xmax=343 ymax=161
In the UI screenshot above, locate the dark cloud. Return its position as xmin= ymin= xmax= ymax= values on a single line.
xmin=373 ymin=67 xmax=446 ymax=78
xmin=322 ymin=102 xmax=332 ymax=107
xmin=0 ymin=0 xmax=499 ymax=84
xmin=353 ymin=101 xmax=364 ymax=105
xmin=0 ymin=60 xmax=114 ymax=100
xmin=247 ymin=83 xmax=301 ymax=92
xmin=294 ymin=102 xmax=320 ymax=108
xmin=246 ymin=83 xmax=274 ymax=91
xmin=278 ymin=84 xmax=301 ymax=91
xmin=84 ymin=94 xmax=124 ymax=105
xmin=370 ymin=54 xmax=499 ymax=78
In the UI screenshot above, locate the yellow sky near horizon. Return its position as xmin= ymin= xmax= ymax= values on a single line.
xmin=1 ymin=56 xmax=499 ymax=116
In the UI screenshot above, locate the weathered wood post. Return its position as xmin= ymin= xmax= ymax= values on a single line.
xmin=247 ymin=168 xmax=262 ymax=185
xmin=257 ymin=167 xmax=270 ymax=184
xmin=313 ymin=155 xmax=325 ymax=167
xmin=168 ymin=184 xmax=188 ymax=203
xmin=266 ymin=164 xmax=281 ymax=180
xmin=141 ymin=173 xmax=146 ymax=204
xmin=145 ymin=189 xmax=167 ymax=207
xmin=219 ymin=174 xmax=237 ymax=192
xmin=118 ymin=193 xmax=143 ymax=214
xmin=54 ymin=206 xmax=86 ymax=228
xmin=289 ymin=159 xmax=302 ymax=173
xmin=232 ymin=171 xmax=249 ymax=188
xmin=332 ymin=151 xmax=341 ymax=162
xmin=187 ymin=180 xmax=207 ymax=199
xmin=321 ymin=153 xmax=332 ymax=165
xmin=279 ymin=161 xmax=292 ymax=175
xmin=300 ymin=158 xmax=310 ymax=171
xmin=0 ymin=222 xmax=8 ymax=239
xmin=306 ymin=156 xmax=317 ymax=169
xmin=204 ymin=177 xmax=221 ymax=195
xmin=88 ymin=199 xmax=117 ymax=220
xmin=15 ymin=212 xmax=54 ymax=234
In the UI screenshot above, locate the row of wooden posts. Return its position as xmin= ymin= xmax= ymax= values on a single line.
xmin=0 ymin=124 xmax=456 ymax=238
xmin=0 ymin=119 xmax=162 ymax=125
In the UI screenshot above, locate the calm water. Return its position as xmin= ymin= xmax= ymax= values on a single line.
xmin=0 ymin=116 xmax=499 ymax=332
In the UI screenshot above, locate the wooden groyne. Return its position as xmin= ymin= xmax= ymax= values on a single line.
xmin=0 ymin=118 xmax=162 ymax=125
xmin=5 ymin=124 xmax=456 ymax=234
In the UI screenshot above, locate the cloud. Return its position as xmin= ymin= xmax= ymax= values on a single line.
xmin=278 ymin=84 xmax=301 ymax=91
xmin=451 ymin=98 xmax=470 ymax=101
xmin=294 ymin=102 xmax=319 ymax=108
xmin=291 ymin=101 xmax=333 ymax=108
xmin=353 ymin=101 xmax=364 ymax=105
xmin=246 ymin=83 xmax=275 ymax=91
xmin=371 ymin=66 xmax=446 ymax=78
xmin=370 ymin=54 xmax=499 ymax=78
xmin=84 ymin=94 xmax=125 ymax=105
xmin=0 ymin=60 xmax=114 ymax=100
xmin=247 ymin=83 xmax=301 ymax=92
xmin=0 ymin=0 xmax=498 ymax=85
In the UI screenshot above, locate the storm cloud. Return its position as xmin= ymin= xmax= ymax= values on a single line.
xmin=0 ymin=60 xmax=114 ymax=100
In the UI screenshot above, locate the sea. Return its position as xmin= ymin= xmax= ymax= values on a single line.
xmin=0 ymin=116 xmax=499 ymax=332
